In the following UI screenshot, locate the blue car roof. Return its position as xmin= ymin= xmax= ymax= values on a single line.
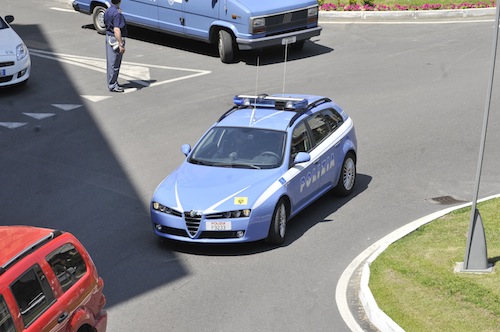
xmin=217 ymin=94 xmax=333 ymax=131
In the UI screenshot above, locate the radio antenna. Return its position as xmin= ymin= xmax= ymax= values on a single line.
xmin=255 ymin=56 xmax=260 ymax=96
xmin=282 ymin=42 xmax=289 ymax=93
xmin=250 ymin=56 xmax=260 ymax=125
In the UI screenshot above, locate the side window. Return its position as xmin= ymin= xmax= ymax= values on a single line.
xmin=11 ymin=265 xmax=55 ymax=327
xmin=291 ymin=121 xmax=312 ymax=160
xmin=322 ymin=109 xmax=344 ymax=132
xmin=0 ymin=295 xmax=15 ymax=332
xmin=306 ymin=113 xmax=329 ymax=144
xmin=47 ymin=243 xmax=87 ymax=293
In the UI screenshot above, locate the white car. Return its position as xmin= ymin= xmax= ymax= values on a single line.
xmin=0 ymin=15 xmax=30 ymax=87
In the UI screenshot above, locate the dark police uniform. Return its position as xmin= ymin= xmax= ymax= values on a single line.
xmin=104 ymin=3 xmax=128 ymax=92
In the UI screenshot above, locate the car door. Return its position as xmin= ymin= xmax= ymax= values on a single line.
xmin=45 ymin=241 xmax=96 ymax=331
xmin=317 ymin=108 xmax=345 ymax=192
xmin=10 ymin=264 xmax=69 ymax=331
xmin=157 ymin=0 xmax=184 ymax=34
xmin=0 ymin=294 xmax=16 ymax=332
xmin=287 ymin=120 xmax=320 ymax=212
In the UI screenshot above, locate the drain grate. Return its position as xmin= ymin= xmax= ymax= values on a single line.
xmin=426 ymin=196 xmax=468 ymax=205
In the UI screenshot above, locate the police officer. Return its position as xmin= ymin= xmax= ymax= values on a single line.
xmin=104 ymin=0 xmax=127 ymax=92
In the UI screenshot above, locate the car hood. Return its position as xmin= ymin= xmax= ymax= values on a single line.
xmin=236 ymin=0 xmax=317 ymax=16
xmin=153 ymin=162 xmax=282 ymax=214
xmin=0 ymin=28 xmax=22 ymax=56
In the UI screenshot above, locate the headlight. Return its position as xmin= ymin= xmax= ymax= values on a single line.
xmin=16 ymin=43 xmax=28 ymax=61
xmin=252 ymin=18 xmax=265 ymax=34
xmin=211 ymin=209 xmax=251 ymax=219
xmin=308 ymin=7 xmax=318 ymax=17
xmin=152 ymin=202 xmax=182 ymax=216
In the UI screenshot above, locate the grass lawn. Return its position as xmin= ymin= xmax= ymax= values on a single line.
xmin=369 ymin=198 xmax=499 ymax=331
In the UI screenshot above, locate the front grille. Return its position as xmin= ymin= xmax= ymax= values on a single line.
xmin=185 ymin=215 xmax=201 ymax=236
xmin=0 ymin=62 xmax=14 ymax=68
xmin=158 ymin=226 xmax=189 ymax=238
xmin=0 ymin=76 xmax=13 ymax=83
xmin=199 ymin=231 xmax=242 ymax=239
xmin=263 ymin=9 xmax=312 ymax=36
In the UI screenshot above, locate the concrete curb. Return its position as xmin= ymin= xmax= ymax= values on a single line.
xmin=357 ymin=193 xmax=500 ymax=332
xmin=319 ymin=7 xmax=495 ymax=20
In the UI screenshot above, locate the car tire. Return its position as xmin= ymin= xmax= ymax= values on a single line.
xmin=334 ymin=152 xmax=356 ymax=197
xmin=266 ymin=199 xmax=288 ymax=245
xmin=92 ymin=6 xmax=107 ymax=35
xmin=218 ymin=29 xmax=235 ymax=63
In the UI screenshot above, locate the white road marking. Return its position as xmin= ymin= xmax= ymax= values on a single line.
xmin=23 ymin=113 xmax=56 ymax=120
xmin=52 ymin=104 xmax=82 ymax=111
xmin=50 ymin=7 xmax=76 ymax=13
xmin=81 ymin=95 xmax=112 ymax=102
xmin=0 ymin=122 xmax=28 ymax=129
xmin=29 ymin=49 xmax=211 ymax=89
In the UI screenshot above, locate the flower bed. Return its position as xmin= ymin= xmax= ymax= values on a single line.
xmin=320 ymin=1 xmax=495 ymax=11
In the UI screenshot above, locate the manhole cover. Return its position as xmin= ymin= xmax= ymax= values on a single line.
xmin=426 ymin=196 xmax=468 ymax=205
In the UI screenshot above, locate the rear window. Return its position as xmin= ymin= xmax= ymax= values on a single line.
xmin=46 ymin=243 xmax=87 ymax=292
xmin=0 ymin=294 xmax=15 ymax=332
xmin=11 ymin=265 xmax=55 ymax=327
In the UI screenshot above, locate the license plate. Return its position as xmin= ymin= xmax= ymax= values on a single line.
xmin=0 ymin=69 xmax=5 ymax=77
xmin=206 ymin=221 xmax=232 ymax=231
xmin=281 ymin=36 xmax=297 ymax=45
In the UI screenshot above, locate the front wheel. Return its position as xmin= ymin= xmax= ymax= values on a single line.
xmin=218 ymin=30 xmax=235 ymax=63
xmin=266 ymin=200 xmax=288 ymax=245
xmin=334 ymin=152 xmax=356 ymax=196
xmin=92 ymin=6 xmax=106 ymax=35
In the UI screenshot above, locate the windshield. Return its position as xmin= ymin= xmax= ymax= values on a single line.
xmin=188 ymin=127 xmax=286 ymax=169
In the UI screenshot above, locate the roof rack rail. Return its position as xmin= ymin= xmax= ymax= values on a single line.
xmin=0 ymin=229 xmax=63 ymax=276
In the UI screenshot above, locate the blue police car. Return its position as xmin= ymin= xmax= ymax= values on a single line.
xmin=151 ymin=94 xmax=357 ymax=244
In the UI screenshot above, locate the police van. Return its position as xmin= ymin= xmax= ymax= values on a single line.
xmin=70 ymin=0 xmax=322 ymax=63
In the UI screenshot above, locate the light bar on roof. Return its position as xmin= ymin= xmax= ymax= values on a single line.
xmin=233 ymin=95 xmax=309 ymax=111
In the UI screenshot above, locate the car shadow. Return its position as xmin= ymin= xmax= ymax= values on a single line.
xmin=159 ymin=173 xmax=372 ymax=256
xmin=81 ymin=24 xmax=333 ymax=65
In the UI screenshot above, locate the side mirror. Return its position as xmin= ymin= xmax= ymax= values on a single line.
xmin=293 ymin=152 xmax=310 ymax=165
xmin=5 ymin=15 xmax=14 ymax=24
xmin=181 ymin=144 xmax=191 ymax=156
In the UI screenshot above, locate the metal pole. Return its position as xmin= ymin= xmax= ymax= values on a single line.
xmin=463 ymin=0 xmax=499 ymax=270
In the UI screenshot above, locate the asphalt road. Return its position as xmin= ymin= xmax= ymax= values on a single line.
xmin=1 ymin=1 xmax=500 ymax=331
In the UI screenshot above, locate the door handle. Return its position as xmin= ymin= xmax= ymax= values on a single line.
xmin=58 ymin=312 xmax=69 ymax=324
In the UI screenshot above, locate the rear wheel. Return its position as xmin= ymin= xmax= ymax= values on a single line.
xmin=266 ymin=199 xmax=288 ymax=245
xmin=92 ymin=6 xmax=106 ymax=35
xmin=334 ymin=152 xmax=356 ymax=196
xmin=218 ymin=29 xmax=235 ymax=63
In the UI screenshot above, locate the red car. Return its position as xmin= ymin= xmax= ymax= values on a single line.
xmin=0 ymin=226 xmax=107 ymax=332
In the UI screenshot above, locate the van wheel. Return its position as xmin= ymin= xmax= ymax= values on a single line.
xmin=92 ymin=6 xmax=107 ymax=35
xmin=266 ymin=199 xmax=288 ymax=245
xmin=218 ymin=30 xmax=235 ymax=63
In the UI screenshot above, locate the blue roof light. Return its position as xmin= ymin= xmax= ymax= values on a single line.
xmin=233 ymin=95 xmax=308 ymax=111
